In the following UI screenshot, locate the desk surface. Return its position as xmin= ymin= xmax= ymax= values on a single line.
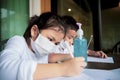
xmin=48 ymin=54 xmax=120 ymax=80
xmin=86 ymin=54 xmax=120 ymax=70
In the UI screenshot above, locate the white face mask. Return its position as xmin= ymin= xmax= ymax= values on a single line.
xmin=60 ymin=40 xmax=69 ymax=49
xmin=59 ymin=40 xmax=74 ymax=57
xmin=31 ymin=34 xmax=56 ymax=56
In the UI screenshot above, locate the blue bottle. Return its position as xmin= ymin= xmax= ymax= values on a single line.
xmin=74 ymin=23 xmax=87 ymax=62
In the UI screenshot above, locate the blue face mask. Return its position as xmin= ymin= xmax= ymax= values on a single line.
xmin=31 ymin=34 xmax=56 ymax=57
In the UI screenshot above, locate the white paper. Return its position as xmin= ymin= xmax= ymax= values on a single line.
xmin=111 ymin=68 xmax=120 ymax=74
xmin=47 ymin=72 xmax=94 ymax=80
xmin=87 ymin=56 xmax=114 ymax=63
xmin=47 ymin=68 xmax=120 ymax=80
xmin=84 ymin=68 xmax=120 ymax=80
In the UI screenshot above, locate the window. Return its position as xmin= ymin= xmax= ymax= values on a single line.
xmin=0 ymin=0 xmax=29 ymax=41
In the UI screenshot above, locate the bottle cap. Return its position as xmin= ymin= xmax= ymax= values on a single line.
xmin=76 ymin=23 xmax=83 ymax=38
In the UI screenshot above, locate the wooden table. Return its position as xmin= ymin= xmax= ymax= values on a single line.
xmin=86 ymin=54 xmax=120 ymax=70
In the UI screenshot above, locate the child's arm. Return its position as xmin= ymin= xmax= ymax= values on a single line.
xmin=87 ymin=49 xmax=108 ymax=58
xmin=48 ymin=53 xmax=72 ymax=63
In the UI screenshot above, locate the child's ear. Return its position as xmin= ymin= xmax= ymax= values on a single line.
xmin=31 ymin=25 xmax=39 ymax=41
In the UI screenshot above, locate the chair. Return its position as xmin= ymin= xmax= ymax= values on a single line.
xmin=112 ymin=41 xmax=120 ymax=54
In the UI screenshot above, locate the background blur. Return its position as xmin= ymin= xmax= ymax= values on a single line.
xmin=0 ymin=0 xmax=120 ymax=53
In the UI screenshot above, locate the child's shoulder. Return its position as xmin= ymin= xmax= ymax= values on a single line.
xmin=7 ymin=35 xmax=25 ymax=45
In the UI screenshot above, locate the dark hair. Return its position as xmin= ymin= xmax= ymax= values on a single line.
xmin=62 ymin=15 xmax=79 ymax=32
xmin=23 ymin=12 xmax=66 ymax=43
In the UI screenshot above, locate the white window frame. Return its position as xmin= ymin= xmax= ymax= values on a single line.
xmin=29 ymin=0 xmax=41 ymax=17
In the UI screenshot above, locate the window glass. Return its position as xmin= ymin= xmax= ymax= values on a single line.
xmin=0 ymin=0 xmax=29 ymax=41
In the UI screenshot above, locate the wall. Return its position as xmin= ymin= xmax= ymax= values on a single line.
xmin=57 ymin=0 xmax=93 ymax=49
xmin=102 ymin=7 xmax=120 ymax=51
xmin=57 ymin=0 xmax=120 ymax=52
xmin=29 ymin=0 xmax=51 ymax=17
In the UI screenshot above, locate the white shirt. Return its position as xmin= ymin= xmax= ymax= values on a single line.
xmin=0 ymin=36 xmax=48 ymax=80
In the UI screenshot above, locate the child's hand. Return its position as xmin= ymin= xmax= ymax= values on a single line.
xmin=88 ymin=50 xmax=108 ymax=58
